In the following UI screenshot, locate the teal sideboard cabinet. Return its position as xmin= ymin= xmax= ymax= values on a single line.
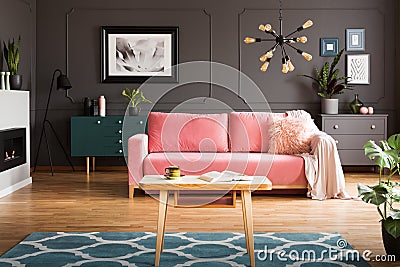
xmin=71 ymin=116 xmax=146 ymax=175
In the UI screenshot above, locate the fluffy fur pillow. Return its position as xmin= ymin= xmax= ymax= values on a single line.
xmin=268 ymin=117 xmax=319 ymax=155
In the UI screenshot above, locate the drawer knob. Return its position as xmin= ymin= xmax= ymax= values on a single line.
xmin=97 ymin=121 xmax=101 ymax=124
xmin=118 ymin=120 xmax=122 ymax=124
xmin=119 ymin=130 xmax=122 ymax=134
xmin=333 ymin=125 xmax=339 ymax=129
xmin=335 ymin=140 xmax=339 ymax=144
xmin=119 ymin=150 xmax=123 ymax=153
xmin=139 ymin=120 xmax=144 ymax=125
xmin=371 ymin=125 xmax=376 ymax=129
xmin=119 ymin=140 xmax=122 ymax=144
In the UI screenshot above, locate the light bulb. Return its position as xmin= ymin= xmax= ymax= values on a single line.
xmin=260 ymin=61 xmax=270 ymax=72
xmin=259 ymin=24 xmax=266 ymax=31
xmin=296 ymin=36 xmax=308 ymax=43
xmin=281 ymin=58 xmax=288 ymax=74
xmin=244 ymin=37 xmax=256 ymax=44
xmin=282 ymin=63 xmax=289 ymax=74
xmin=302 ymin=52 xmax=312 ymax=61
xmin=259 ymin=50 xmax=274 ymax=62
xmin=302 ymin=20 xmax=313 ymax=29
xmin=287 ymin=60 xmax=295 ymax=72
xmin=260 ymin=54 xmax=268 ymax=62
xmin=265 ymin=24 xmax=272 ymax=32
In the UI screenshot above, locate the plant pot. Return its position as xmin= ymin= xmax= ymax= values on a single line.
xmin=321 ymin=98 xmax=338 ymax=114
xmin=129 ymin=106 xmax=139 ymax=116
xmin=10 ymin=74 xmax=22 ymax=90
xmin=382 ymin=222 xmax=400 ymax=260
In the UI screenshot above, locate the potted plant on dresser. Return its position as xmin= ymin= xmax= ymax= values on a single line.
xmin=358 ymin=134 xmax=400 ymax=259
xmin=3 ymin=36 xmax=22 ymax=90
xmin=121 ymin=88 xmax=152 ymax=116
xmin=299 ymin=49 xmax=352 ymax=114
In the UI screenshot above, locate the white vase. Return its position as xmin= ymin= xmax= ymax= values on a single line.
xmin=321 ymin=98 xmax=338 ymax=114
xmin=0 ymin=72 xmax=5 ymax=90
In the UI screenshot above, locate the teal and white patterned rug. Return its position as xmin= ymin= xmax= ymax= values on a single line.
xmin=0 ymin=232 xmax=371 ymax=266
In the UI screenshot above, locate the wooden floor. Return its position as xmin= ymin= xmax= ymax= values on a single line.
xmin=0 ymin=170 xmax=398 ymax=266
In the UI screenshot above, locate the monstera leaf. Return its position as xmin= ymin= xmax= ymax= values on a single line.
xmin=383 ymin=217 xmax=400 ymax=239
xmin=357 ymin=183 xmax=388 ymax=206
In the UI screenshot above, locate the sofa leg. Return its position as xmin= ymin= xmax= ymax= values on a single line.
xmin=129 ymin=185 xmax=135 ymax=198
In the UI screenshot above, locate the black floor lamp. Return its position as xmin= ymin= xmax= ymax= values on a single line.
xmin=33 ymin=69 xmax=75 ymax=175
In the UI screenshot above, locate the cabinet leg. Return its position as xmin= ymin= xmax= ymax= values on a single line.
xmin=86 ymin=157 xmax=90 ymax=175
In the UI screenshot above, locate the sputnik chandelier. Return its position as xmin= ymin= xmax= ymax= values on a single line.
xmin=244 ymin=0 xmax=313 ymax=73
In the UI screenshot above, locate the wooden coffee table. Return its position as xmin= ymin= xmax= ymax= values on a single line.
xmin=139 ymin=175 xmax=272 ymax=267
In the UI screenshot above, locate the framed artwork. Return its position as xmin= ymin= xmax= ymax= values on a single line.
xmin=346 ymin=29 xmax=365 ymax=51
xmin=101 ymin=26 xmax=178 ymax=83
xmin=347 ymin=54 xmax=370 ymax=84
xmin=320 ymin=38 xmax=339 ymax=57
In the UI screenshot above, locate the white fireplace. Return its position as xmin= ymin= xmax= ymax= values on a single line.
xmin=0 ymin=91 xmax=31 ymax=198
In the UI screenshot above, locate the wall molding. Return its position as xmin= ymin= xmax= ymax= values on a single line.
xmin=18 ymin=0 xmax=32 ymax=12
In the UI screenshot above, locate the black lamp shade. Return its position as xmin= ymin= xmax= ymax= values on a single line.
xmin=57 ymin=74 xmax=72 ymax=90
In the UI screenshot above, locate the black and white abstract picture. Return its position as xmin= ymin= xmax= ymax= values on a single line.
xmin=347 ymin=54 xmax=370 ymax=85
xmin=102 ymin=26 xmax=178 ymax=83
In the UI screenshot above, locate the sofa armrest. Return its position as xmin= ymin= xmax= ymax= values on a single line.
xmin=128 ymin=133 xmax=149 ymax=187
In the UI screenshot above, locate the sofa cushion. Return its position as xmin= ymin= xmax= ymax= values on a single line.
xmin=229 ymin=112 xmax=285 ymax=152
xmin=268 ymin=116 xmax=318 ymax=155
xmin=143 ymin=152 xmax=307 ymax=187
xmin=148 ymin=112 xmax=229 ymax=153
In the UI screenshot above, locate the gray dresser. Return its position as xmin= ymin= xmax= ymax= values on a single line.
xmin=318 ymin=114 xmax=388 ymax=165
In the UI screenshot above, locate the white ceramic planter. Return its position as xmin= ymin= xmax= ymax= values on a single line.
xmin=321 ymin=98 xmax=338 ymax=114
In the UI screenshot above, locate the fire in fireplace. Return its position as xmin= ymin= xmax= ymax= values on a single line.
xmin=0 ymin=128 xmax=26 ymax=172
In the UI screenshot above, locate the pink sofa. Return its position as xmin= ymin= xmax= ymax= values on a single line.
xmin=128 ymin=112 xmax=309 ymax=198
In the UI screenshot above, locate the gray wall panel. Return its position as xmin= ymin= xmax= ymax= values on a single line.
xmin=34 ymin=0 xmax=398 ymax=166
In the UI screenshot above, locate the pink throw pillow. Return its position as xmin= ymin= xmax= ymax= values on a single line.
xmin=230 ymin=112 xmax=284 ymax=152
xmin=268 ymin=117 xmax=318 ymax=155
xmin=148 ymin=112 xmax=229 ymax=153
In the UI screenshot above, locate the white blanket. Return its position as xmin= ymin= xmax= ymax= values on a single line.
xmin=286 ymin=110 xmax=348 ymax=200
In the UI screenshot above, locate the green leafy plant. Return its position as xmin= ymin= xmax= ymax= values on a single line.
xmin=3 ymin=36 xmax=21 ymax=75
xmin=121 ymin=88 xmax=152 ymax=108
xmin=358 ymin=133 xmax=400 ymax=239
xmin=299 ymin=49 xmax=353 ymax=98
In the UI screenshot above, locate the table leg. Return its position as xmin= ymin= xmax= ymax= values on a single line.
xmin=155 ymin=190 xmax=168 ymax=266
xmin=242 ymin=190 xmax=255 ymax=267
xmin=92 ymin=157 xmax=95 ymax=172
xmin=161 ymin=195 xmax=168 ymax=252
xmin=86 ymin=157 xmax=90 ymax=176
xmin=241 ymin=191 xmax=249 ymax=254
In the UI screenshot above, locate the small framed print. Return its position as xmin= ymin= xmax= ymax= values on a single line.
xmin=347 ymin=54 xmax=370 ymax=84
xmin=346 ymin=29 xmax=365 ymax=51
xmin=320 ymin=38 xmax=339 ymax=57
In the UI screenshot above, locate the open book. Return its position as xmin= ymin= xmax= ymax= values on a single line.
xmin=199 ymin=171 xmax=254 ymax=182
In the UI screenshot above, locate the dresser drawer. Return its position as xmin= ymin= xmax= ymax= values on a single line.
xmin=338 ymin=150 xmax=375 ymax=165
xmin=331 ymin=134 xmax=385 ymax=150
xmin=324 ymin=118 xmax=385 ymax=135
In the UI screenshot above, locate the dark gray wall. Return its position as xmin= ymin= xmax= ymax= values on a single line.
xmin=35 ymin=0 xmax=398 ymax=166
xmin=1 ymin=0 xmax=36 ymax=159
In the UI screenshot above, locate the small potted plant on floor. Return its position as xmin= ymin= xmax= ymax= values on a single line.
xmin=3 ymin=36 xmax=22 ymax=90
xmin=358 ymin=134 xmax=400 ymax=259
xmin=299 ymin=49 xmax=352 ymax=114
xmin=122 ymin=88 xmax=152 ymax=116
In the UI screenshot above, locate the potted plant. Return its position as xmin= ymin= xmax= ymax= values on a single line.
xmin=358 ymin=134 xmax=400 ymax=259
xmin=3 ymin=36 xmax=22 ymax=90
xmin=121 ymin=88 xmax=152 ymax=116
xmin=299 ymin=49 xmax=352 ymax=114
